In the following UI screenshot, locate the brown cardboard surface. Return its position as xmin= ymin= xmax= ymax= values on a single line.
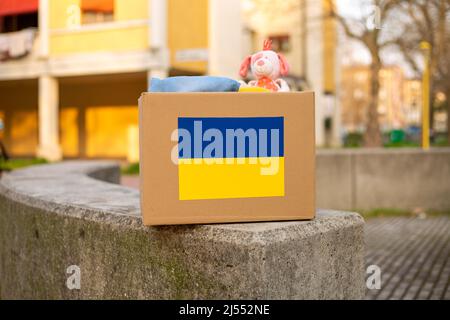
xmin=139 ymin=92 xmax=315 ymax=226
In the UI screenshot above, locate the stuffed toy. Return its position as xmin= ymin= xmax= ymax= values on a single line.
xmin=239 ymin=39 xmax=290 ymax=92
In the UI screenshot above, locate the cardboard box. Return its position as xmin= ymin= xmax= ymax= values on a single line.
xmin=139 ymin=92 xmax=315 ymax=226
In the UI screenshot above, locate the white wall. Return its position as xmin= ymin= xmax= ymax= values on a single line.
xmin=208 ymin=0 xmax=244 ymax=78
xmin=305 ymin=0 xmax=325 ymax=146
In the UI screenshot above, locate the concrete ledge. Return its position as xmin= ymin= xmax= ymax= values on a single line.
xmin=317 ymin=148 xmax=450 ymax=211
xmin=0 ymin=161 xmax=365 ymax=299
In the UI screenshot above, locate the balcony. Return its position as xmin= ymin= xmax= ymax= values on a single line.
xmin=0 ymin=28 xmax=44 ymax=81
xmin=0 ymin=22 xmax=166 ymax=80
xmin=49 ymin=19 xmax=150 ymax=55
xmin=46 ymin=19 xmax=164 ymax=78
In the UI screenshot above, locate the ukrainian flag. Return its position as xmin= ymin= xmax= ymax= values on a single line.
xmin=177 ymin=117 xmax=285 ymax=200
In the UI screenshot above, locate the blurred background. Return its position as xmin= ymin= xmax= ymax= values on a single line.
xmin=0 ymin=0 xmax=449 ymax=300
xmin=0 ymin=0 xmax=448 ymax=164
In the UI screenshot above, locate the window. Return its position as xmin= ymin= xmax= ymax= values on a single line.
xmin=81 ymin=0 xmax=114 ymax=24
xmin=355 ymin=72 xmax=367 ymax=83
xmin=0 ymin=12 xmax=37 ymax=33
xmin=353 ymin=89 xmax=364 ymax=100
xmin=0 ymin=10 xmax=38 ymax=61
xmin=268 ymin=35 xmax=291 ymax=53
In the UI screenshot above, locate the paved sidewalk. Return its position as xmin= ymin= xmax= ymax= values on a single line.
xmin=121 ymin=176 xmax=450 ymax=300
xmin=365 ymin=216 xmax=450 ymax=300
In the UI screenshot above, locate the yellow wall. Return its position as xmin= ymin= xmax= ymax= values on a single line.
xmin=60 ymin=108 xmax=79 ymax=157
xmin=10 ymin=111 xmax=38 ymax=156
xmin=49 ymin=0 xmax=149 ymax=55
xmin=50 ymin=28 xmax=149 ymax=54
xmin=86 ymin=106 xmax=138 ymax=158
xmin=114 ymin=0 xmax=149 ymax=21
xmin=168 ymin=0 xmax=208 ymax=73
xmin=0 ymin=81 xmax=38 ymax=157
xmin=0 ymin=107 xmax=79 ymax=158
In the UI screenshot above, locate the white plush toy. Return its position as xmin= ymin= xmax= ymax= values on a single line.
xmin=239 ymin=39 xmax=290 ymax=92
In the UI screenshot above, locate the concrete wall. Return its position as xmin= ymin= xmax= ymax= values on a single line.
xmin=0 ymin=161 xmax=365 ymax=300
xmin=317 ymin=148 xmax=450 ymax=211
xmin=208 ymin=0 xmax=243 ymax=78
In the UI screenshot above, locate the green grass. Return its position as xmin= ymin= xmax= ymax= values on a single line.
xmin=121 ymin=163 xmax=140 ymax=175
xmin=0 ymin=158 xmax=48 ymax=171
xmin=360 ymin=208 xmax=412 ymax=219
xmin=341 ymin=131 xmax=449 ymax=149
xmin=384 ymin=141 xmax=421 ymax=148
xmin=360 ymin=208 xmax=450 ymax=219
xmin=433 ymin=136 xmax=449 ymax=147
xmin=384 ymin=139 xmax=449 ymax=148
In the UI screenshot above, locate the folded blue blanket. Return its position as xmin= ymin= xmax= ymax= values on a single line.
xmin=149 ymin=76 xmax=241 ymax=92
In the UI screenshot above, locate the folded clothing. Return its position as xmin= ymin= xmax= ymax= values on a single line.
xmin=149 ymin=76 xmax=241 ymax=93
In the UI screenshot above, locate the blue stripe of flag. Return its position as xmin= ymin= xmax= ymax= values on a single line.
xmin=178 ymin=117 xmax=284 ymax=159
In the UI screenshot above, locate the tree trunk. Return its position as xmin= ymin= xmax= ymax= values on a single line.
xmin=429 ymin=81 xmax=435 ymax=132
xmin=447 ymin=87 xmax=450 ymax=144
xmin=364 ymin=59 xmax=382 ymax=147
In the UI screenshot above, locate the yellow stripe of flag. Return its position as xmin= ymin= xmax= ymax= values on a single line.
xmin=178 ymin=157 xmax=285 ymax=200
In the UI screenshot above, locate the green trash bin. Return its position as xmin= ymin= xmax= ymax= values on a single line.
xmin=390 ymin=130 xmax=405 ymax=143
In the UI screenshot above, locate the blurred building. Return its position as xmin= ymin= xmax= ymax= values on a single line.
xmin=403 ymin=79 xmax=422 ymax=126
xmin=0 ymin=0 xmax=338 ymax=161
xmin=0 ymin=0 xmax=208 ymax=161
xmin=241 ymin=0 xmax=340 ymax=147
xmin=341 ymin=65 xmax=421 ymax=132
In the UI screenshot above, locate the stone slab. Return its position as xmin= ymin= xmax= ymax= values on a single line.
xmin=0 ymin=161 xmax=365 ymax=299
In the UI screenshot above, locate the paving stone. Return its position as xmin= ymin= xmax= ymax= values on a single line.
xmin=365 ymin=217 xmax=450 ymax=300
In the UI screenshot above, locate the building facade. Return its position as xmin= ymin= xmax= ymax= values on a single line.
xmin=0 ymin=0 xmax=337 ymax=161
xmin=341 ymin=65 xmax=421 ymax=133
xmin=0 ymin=0 xmax=211 ymax=161
xmin=242 ymin=0 xmax=340 ymax=147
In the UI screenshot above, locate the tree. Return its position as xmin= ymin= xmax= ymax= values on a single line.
xmin=394 ymin=0 xmax=450 ymax=142
xmin=328 ymin=0 xmax=400 ymax=147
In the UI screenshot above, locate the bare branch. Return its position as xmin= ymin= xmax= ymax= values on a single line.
xmin=326 ymin=0 xmax=364 ymax=41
